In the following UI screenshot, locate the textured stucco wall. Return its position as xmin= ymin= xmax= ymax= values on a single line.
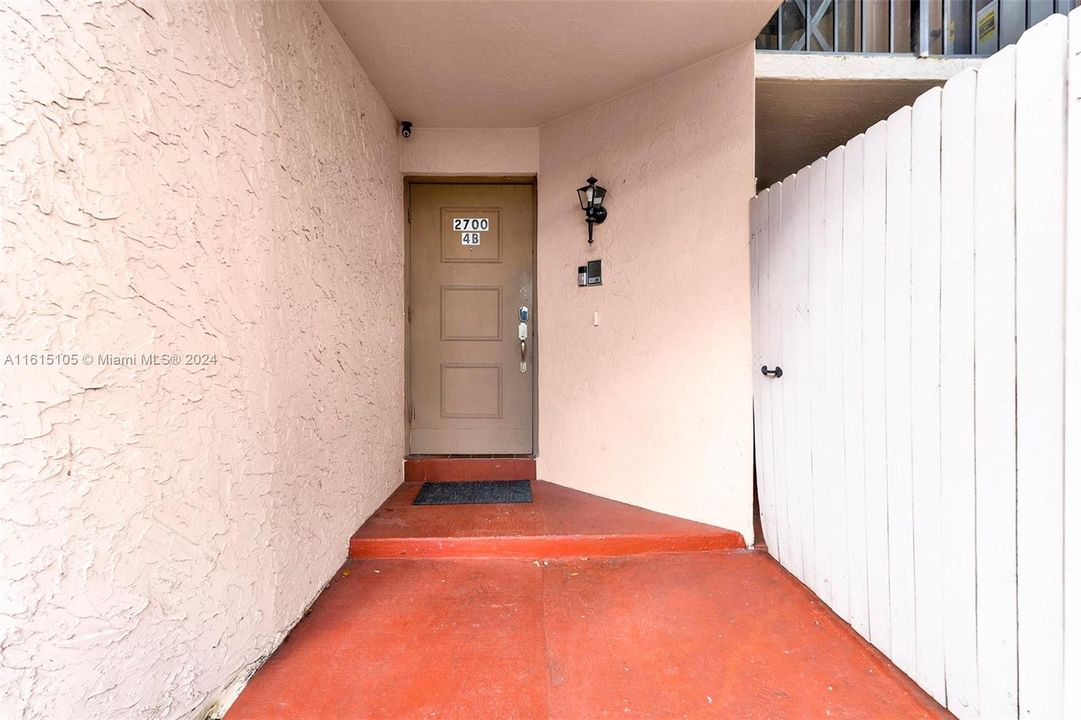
xmin=0 ymin=2 xmax=403 ymax=718
xmin=537 ymin=44 xmax=756 ymax=543
xmin=399 ymin=127 xmax=540 ymax=176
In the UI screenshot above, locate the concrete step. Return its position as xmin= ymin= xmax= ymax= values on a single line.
xmin=349 ymin=480 xmax=745 ymax=560
xmin=404 ymin=456 xmax=537 ymax=482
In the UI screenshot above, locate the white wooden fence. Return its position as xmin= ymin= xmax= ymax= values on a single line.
xmin=750 ymin=11 xmax=1079 ymax=719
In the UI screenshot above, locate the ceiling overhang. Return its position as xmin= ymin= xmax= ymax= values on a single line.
xmin=321 ymin=1 xmax=779 ymax=128
xmin=754 ymin=53 xmax=981 ymax=189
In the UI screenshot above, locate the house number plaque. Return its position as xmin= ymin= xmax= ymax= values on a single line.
xmin=454 ymin=217 xmax=489 ymax=245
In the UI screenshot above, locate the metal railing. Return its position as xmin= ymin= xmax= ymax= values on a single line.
xmin=755 ymin=0 xmax=1079 ymax=56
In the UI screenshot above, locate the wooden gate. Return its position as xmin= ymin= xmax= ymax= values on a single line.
xmin=750 ymin=12 xmax=1079 ymax=718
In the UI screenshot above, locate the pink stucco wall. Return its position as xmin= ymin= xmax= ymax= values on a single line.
xmin=0 ymin=2 xmax=403 ymax=718
xmin=537 ymin=44 xmax=756 ymax=543
xmin=400 ymin=127 xmax=539 ymax=176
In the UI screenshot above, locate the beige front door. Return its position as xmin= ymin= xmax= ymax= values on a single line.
xmin=408 ymin=183 xmax=534 ymax=454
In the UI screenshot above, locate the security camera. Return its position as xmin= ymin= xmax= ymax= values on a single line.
xmin=400 ymin=121 xmax=413 ymax=139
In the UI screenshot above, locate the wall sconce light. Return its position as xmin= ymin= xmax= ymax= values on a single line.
xmin=577 ymin=176 xmax=607 ymax=244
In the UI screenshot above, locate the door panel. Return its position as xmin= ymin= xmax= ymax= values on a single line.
xmin=409 ymin=183 xmax=534 ymax=454
xmin=441 ymin=286 xmax=501 ymax=341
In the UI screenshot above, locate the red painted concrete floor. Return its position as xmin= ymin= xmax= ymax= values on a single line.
xmin=226 ymin=482 xmax=950 ymax=719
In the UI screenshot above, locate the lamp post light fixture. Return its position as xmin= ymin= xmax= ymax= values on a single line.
xmin=577 ymin=176 xmax=607 ymax=244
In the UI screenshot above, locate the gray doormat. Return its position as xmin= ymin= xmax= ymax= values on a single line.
xmin=412 ymin=480 xmax=533 ymax=506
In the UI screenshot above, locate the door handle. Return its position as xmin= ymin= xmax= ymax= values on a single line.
xmin=761 ymin=365 xmax=783 ymax=378
xmin=518 ymin=315 xmax=528 ymax=372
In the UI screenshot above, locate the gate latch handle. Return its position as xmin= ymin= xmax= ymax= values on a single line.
xmin=761 ymin=365 xmax=783 ymax=378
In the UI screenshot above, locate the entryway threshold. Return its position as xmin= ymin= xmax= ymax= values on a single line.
xmin=404 ymin=455 xmax=537 ymax=482
xmin=349 ymin=480 xmax=745 ymax=560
